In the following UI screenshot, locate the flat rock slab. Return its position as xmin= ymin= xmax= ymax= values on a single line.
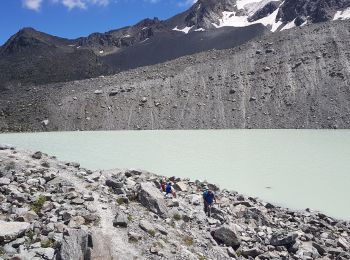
xmin=138 ymin=182 xmax=167 ymax=217
xmin=0 ymin=221 xmax=30 ymax=243
xmin=0 ymin=177 xmax=11 ymax=186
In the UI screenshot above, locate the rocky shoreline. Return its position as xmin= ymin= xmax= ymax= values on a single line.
xmin=0 ymin=145 xmax=349 ymax=259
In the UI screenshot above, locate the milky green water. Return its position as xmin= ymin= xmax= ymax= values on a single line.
xmin=0 ymin=130 xmax=349 ymax=220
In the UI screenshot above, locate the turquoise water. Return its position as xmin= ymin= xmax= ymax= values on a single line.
xmin=0 ymin=130 xmax=349 ymax=220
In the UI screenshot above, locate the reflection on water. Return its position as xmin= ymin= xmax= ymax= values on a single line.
xmin=1 ymin=130 xmax=349 ymax=220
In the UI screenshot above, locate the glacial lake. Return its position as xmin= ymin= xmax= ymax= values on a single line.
xmin=0 ymin=130 xmax=349 ymax=220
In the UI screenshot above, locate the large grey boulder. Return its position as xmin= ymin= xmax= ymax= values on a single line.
xmin=105 ymin=179 xmax=123 ymax=189
xmin=113 ymin=212 xmax=128 ymax=228
xmin=57 ymin=229 xmax=91 ymax=260
xmin=270 ymin=232 xmax=298 ymax=246
xmin=32 ymin=151 xmax=43 ymax=159
xmin=0 ymin=221 xmax=30 ymax=243
xmin=138 ymin=182 xmax=167 ymax=217
xmin=211 ymin=225 xmax=241 ymax=250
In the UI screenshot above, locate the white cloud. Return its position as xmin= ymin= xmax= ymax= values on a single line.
xmin=61 ymin=0 xmax=87 ymax=9
xmin=178 ymin=0 xmax=197 ymax=7
xmin=24 ymin=0 xmax=110 ymax=11
xmin=23 ymin=0 xmax=43 ymax=11
xmin=90 ymin=0 xmax=109 ymax=6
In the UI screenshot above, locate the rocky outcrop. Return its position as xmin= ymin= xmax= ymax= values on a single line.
xmin=57 ymin=229 xmax=91 ymax=260
xmin=0 ymin=221 xmax=30 ymax=243
xmin=211 ymin=225 xmax=241 ymax=249
xmin=0 ymin=146 xmax=349 ymax=259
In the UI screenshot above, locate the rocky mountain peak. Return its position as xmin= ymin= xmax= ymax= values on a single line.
xmin=1 ymin=27 xmax=71 ymax=55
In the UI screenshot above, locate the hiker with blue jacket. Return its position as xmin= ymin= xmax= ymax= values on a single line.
xmin=203 ymin=186 xmax=215 ymax=217
xmin=165 ymin=181 xmax=177 ymax=198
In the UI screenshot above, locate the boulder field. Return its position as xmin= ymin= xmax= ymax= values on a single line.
xmin=0 ymin=145 xmax=349 ymax=259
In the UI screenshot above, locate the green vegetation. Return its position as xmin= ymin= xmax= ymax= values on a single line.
xmin=41 ymin=239 xmax=54 ymax=248
xmin=173 ymin=213 xmax=182 ymax=221
xmin=183 ymin=236 xmax=194 ymax=246
xmin=116 ymin=197 xmax=126 ymax=205
xmin=148 ymin=229 xmax=156 ymax=237
xmin=127 ymin=215 xmax=133 ymax=221
xmin=26 ymin=229 xmax=35 ymax=242
xmin=31 ymin=195 xmax=47 ymax=214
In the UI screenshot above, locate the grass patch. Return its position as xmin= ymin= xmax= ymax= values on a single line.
xmin=148 ymin=230 xmax=156 ymax=237
xmin=183 ymin=236 xmax=194 ymax=246
xmin=31 ymin=195 xmax=47 ymax=214
xmin=116 ymin=197 xmax=126 ymax=205
xmin=0 ymin=247 xmax=4 ymax=256
xmin=41 ymin=239 xmax=54 ymax=248
xmin=127 ymin=215 xmax=133 ymax=221
xmin=26 ymin=229 xmax=35 ymax=242
xmin=173 ymin=213 xmax=181 ymax=221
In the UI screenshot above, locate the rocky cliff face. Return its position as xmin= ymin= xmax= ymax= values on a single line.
xmin=168 ymin=0 xmax=350 ymax=31
xmin=278 ymin=0 xmax=350 ymax=24
xmin=0 ymin=146 xmax=349 ymax=259
xmin=1 ymin=19 xmax=349 ymax=131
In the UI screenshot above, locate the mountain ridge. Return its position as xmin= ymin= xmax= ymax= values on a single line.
xmin=1 ymin=0 xmax=349 ymax=87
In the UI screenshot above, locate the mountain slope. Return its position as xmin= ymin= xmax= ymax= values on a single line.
xmin=102 ymin=24 xmax=268 ymax=72
xmin=0 ymin=28 xmax=110 ymax=88
xmin=1 ymin=19 xmax=349 ymax=132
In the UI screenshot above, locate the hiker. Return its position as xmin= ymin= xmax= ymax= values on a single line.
xmin=165 ymin=182 xmax=177 ymax=198
xmin=203 ymin=186 xmax=215 ymax=217
xmin=160 ymin=178 xmax=166 ymax=192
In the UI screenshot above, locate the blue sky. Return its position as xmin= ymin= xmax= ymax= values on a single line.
xmin=0 ymin=0 xmax=195 ymax=45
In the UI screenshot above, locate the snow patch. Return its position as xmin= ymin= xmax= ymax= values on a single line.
xmin=213 ymin=7 xmax=282 ymax=32
xmin=253 ymin=7 xmax=283 ymax=32
xmin=173 ymin=26 xmax=193 ymax=34
xmin=99 ymin=50 xmax=104 ymax=54
xmin=121 ymin=34 xmax=131 ymax=38
xmin=194 ymin=28 xmax=205 ymax=32
xmin=281 ymin=18 xmax=296 ymax=31
xmin=42 ymin=119 xmax=49 ymax=126
xmin=139 ymin=38 xmax=149 ymax=44
xmin=300 ymin=20 xmax=307 ymax=27
xmin=333 ymin=8 xmax=350 ymax=20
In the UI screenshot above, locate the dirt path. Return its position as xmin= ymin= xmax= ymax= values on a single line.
xmin=59 ymin=170 xmax=140 ymax=259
